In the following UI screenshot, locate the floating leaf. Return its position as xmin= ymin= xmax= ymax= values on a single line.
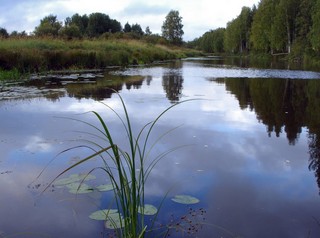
xmin=54 ymin=176 xmax=79 ymax=186
xmin=67 ymin=182 xmax=93 ymax=194
xmin=89 ymin=209 xmax=118 ymax=220
xmin=138 ymin=204 xmax=158 ymax=215
xmin=96 ymin=184 xmax=114 ymax=192
xmin=171 ymin=195 xmax=200 ymax=204
xmin=105 ymin=213 xmax=125 ymax=229
xmin=54 ymin=173 xmax=96 ymax=186
xmin=89 ymin=209 xmax=124 ymax=229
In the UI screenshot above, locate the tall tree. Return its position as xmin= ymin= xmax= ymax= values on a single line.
xmin=131 ymin=23 xmax=144 ymax=35
xmin=65 ymin=14 xmax=89 ymax=36
xmin=34 ymin=15 xmax=62 ymax=37
xmin=270 ymin=1 xmax=288 ymax=52
xmin=224 ymin=6 xmax=254 ymax=53
xmin=224 ymin=18 xmax=241 ymax=53
xmin=145 ymin=26 xmax=152 ymax=35
xmin=123 ymin=22 xmax=132 ymax=33
xmin=0 ymin=27 xmax=9 ymax=38
xmin=310 ymin=0 xmax=320 ymax=52
xmin=196 ymin=28 xmax=225 ymax=53
xmin=250 ymin=0 xmax=279 ymax=52
xmin=87 ymin=13 xmax=121 ymax=37
xmin=161 ymin=10 xmax=184 ymax=45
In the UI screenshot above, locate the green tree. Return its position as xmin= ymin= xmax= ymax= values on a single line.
xmin=310 ymin=0 xmax=320 ymax=52
xmin=124 ymin=22 xmax=132 ymax=33
xmin=145 ymin=26 xmax=152 ymax=35
xmin=34 ymin=15 xmax=62 ymax=37
xmin=59 ymin=24 xmax=82 ymax=39
xmin=270 ymin=1 xmax=288 ymax=52
xmin=161 ymin=10 xmax=184 ymax=45
xmin=224 ymin=18 xmax=241 ymax=53
xmin=131 ymin=23 xmax=144 ymax=35
xmin=10 ymin=30 xmax=27 ymax=38
xmin=197 ymin=28 xmax=225 ymax=53
xmin=65 ymin=14 xmax=89 ymax=36
xmin=87 ymin=13 xmax=121 ymax=37
xmin=271 ymin=0 xmax=300 ymax=53
xmin=0 ymin=27 xmax=9 ymax=38
xmin=250 ymin=0 xmax=278 ymax=52
xmin=224 ymin=6 xmax=253 ymax=53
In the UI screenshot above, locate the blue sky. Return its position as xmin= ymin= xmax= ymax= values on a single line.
xmin=0 ymin=0 xmax=259 ymax=40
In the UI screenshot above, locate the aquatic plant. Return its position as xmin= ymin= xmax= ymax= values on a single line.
xmin=50 ymin=92 xmax=195 ymax=238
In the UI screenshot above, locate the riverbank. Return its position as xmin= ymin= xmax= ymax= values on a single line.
xmin=0 ymin=38 xmax=200 ymax=80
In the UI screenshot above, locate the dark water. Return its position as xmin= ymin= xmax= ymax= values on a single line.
xmin=1 ymin=58 xmax=320 ymax=238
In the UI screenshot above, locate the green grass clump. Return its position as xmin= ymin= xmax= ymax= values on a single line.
xmin=0 ymin=68 xmax=21 ymax=81
xmin=49 ymin=93 xmax=191 ymax=237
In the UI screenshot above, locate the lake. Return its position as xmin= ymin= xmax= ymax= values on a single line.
xmin=1 ymin=58 xmax=320 ymax=238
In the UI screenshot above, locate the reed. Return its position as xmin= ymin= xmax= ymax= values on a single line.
xmin=51 ymin=92 xmax=192 ymax=237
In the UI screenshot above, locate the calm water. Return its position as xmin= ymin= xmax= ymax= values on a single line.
xmin=1 ymin=58 xmax=320 ymax=238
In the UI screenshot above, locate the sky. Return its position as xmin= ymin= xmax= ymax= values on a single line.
xmin=0 ymin=0 xmax=260 ymax=41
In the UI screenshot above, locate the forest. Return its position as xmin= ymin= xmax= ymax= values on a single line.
xmin=191 ymin=0 xmax=320 ymax=61
xmin=0 ymin=10 xmax=184 ymax=46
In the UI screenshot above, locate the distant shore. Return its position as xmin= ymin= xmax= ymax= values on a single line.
xmin=0 ymin=37 xmax=201 ymax=80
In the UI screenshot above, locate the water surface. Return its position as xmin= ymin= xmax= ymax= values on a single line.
xmin=1 ymin=59 xmax=320 ymax=238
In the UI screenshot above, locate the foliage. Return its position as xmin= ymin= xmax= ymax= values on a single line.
xmin=86 ymin=13 xmax=122 ymax=37
xmin=309 ymin=0 xmax=320 ymax=52
xmin=59 ymin=24 xmax=82 ymax=40
xmin=190 ymin=0 xmax=320 ymax=60
xmin=124 ymin=22 xmax=132 ymax=33
xmin=65 ymin=13 xmax=89 ymax=36
xmin=0 ymin=27 xmax=9 ymax=38
xmin=161 ymin=10 xmax=184 ymax=45
xmin=145 ymin=26 xmax=152 ymax=35
xmin=192 ymin=28 xmax=225 ymax=53
xmin=224 ymin=7 xmax=253 ymax=54
xmin=34 ymin=15 xmax=62 ymax=37
xmin=0 ymin=68 xmax=21 ymax=81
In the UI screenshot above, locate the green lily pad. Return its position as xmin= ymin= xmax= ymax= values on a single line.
xmin=96 ymin=184 xmax=114 ymax=192
xmin=105 ymin=213 xmax=125 ymax=229
xmin=138 ymin=204 xmax=158 ymax=215
xmin=54 ymin=173 xmax=96 ymax=186
xmin=67 ymin=182 xmax=94 ymax=194
xmin=89 ymin=209 xmax=118 ymax=220
xmin=171 ymin=195 xmax=200 ymax=204
xmin=89 ymin=209 xmax=124 ymax=229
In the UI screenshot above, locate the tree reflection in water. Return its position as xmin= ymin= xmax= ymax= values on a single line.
xmin=209 ymin=77 xmax=320 ymax=193
xmin=162 ymin=61 xmax=184 ymax=103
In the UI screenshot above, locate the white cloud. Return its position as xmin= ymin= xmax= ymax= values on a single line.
xmin=24 ymin=135 xmax=53 ymax=153
xmin=0 ymin=0 xmax=259 ymax=40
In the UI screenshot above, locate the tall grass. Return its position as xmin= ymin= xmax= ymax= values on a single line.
xmin=51 ymin=92 xmax=192 ymax=237
xmin=0 ymin=38 xmax=200 ymax=74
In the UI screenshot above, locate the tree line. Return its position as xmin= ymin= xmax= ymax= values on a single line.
xmin=192 ymin=0 xmax=320 ymax=57
xmin=0 ymin=10 xmax=184 ymax=45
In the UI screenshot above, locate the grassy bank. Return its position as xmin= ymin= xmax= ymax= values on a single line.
xmin=0 ymin=38 xmax=200 ymax=78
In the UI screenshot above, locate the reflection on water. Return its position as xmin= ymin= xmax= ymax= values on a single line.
xmin=213 ymin=77 xmax=320 ymax=193
xmin=1 ymin=59 xmax=320 ymax=237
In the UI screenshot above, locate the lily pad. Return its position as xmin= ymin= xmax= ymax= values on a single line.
xmin=138 ymin=204 xmax=158 ymax=215
xmin=67 ymin=182 xmax=94 ymax=194
xmin=89 ymin=209 xmax=118 ymax=220
xmin=89 ymin=209 xmax=124 ymax=229
xmin=105 ymin=213 xmax=125 ymax=229
xmin=54 ymin=173 xmax=96 ymax=186
xmin=171 ymin=195 xmax=200 ymax=205
xmin=96 ymin=184 xmax=114 ymax=192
